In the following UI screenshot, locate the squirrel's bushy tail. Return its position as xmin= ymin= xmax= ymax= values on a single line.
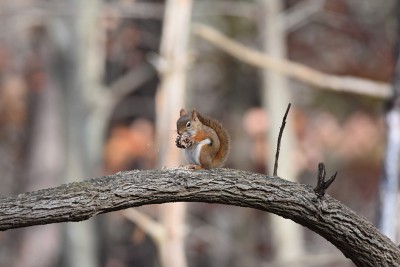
xmin=196 ymin=112 xmax=230 ymax=167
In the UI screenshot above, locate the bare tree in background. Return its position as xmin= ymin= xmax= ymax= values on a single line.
xmin=16 ymin=31 xmax=63 ymax=267
xmin=47 ymin=0 xmax=103 ymax=266
xmin=155 ymin=0 xmax=193 ymax=266
xmin=379 ymin=15 xmax=400 ymax=242
xmin=259 ymin=0 xmax=303 ymax=264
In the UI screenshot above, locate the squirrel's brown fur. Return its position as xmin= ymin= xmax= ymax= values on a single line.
xmin=194 ymin=111 xmax=230 ymax=167
xmin=176 ymin=109 xmax=230 ymax=169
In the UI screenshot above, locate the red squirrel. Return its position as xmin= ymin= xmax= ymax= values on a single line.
xmin=175 ymin=109 xmax=230 ymax=169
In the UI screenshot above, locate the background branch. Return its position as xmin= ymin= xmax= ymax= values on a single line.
xmin=192 ymin=23 xmax=392 ymax=99
xmin=122 ymin=208 xmax=166 ymax=247
xmin=0 ymin=168 xmax=398 ymax=266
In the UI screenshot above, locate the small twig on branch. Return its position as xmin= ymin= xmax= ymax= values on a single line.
xmin=314 ymin=162 xmax=337 ymax=197
xmin=273 ymin=103 xmax=291 ymax=176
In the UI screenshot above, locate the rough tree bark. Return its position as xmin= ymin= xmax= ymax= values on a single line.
xmin=0 ymin=168 xmax=399 ymax=266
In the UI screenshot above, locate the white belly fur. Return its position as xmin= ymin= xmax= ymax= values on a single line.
xmin=185 ymin=138 xmax=211 ymax=165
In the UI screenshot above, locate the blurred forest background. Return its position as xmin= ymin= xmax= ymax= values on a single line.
xmin=0 ymin=0 xmax=398 ymax=267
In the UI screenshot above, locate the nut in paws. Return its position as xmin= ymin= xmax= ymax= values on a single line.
xmin=175 ymin=134 xmax=194 ymax=148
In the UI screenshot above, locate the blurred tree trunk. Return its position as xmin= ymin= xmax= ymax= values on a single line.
xmin=259 ymin=0 xmax=303 ymax=264
xmin=378 ymin=22 xmax=400 ymax=242
xmin=17 ymin=85 xmax=63 ymax=267
xmin=48 ymin=0 xmax=102 ymax=266
xmin=156 ymin=0 xmax=192 ymax=267
xmin=80 ymin=0 xmax=106 ymax=175
xmin=14 ymin=16 xmax=64 ymax=267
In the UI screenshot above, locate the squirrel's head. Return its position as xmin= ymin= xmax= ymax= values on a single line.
xmin=177 ymin=109 xmax=202 ymax=135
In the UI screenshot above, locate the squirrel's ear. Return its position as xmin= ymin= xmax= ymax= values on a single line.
xmin=180 ymin=109 xmax=187 ymax=116
xmin=191 ymin=110 xmax=199 ymax=121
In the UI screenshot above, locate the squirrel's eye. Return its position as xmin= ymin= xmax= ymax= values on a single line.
xmin=186 ymin=122 xmax=191 ymax=127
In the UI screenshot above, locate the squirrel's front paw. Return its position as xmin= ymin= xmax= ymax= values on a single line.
xmin=184 ymin=164 xmax=204 ymax=170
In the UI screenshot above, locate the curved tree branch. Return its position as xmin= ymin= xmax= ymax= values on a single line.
xmin=0 ymin=168 xmax=399 ymax=266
